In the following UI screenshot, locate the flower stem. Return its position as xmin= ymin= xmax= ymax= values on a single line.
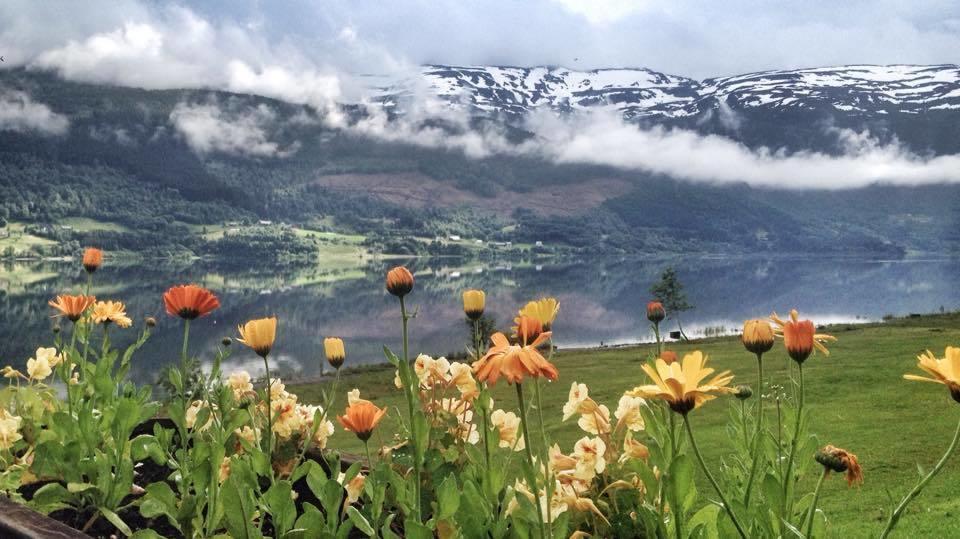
xmin=803 ymin=468 xmax=828 ymax=539
xmin=743 ymin=352 xmax=765 ymax=505
xmin=782 ymin=362 xmax=804 ymax=516
xmin=880 ymin=415 xmax=960 ymax=539
xmin=533 ymin=376 xmax=553 ymax=537
xmin=400 ymin=297 xmax=422 ymax=523
xmin=683 ymin=414 xmax=748 ymax=539
xmin=262 ymin=353 xmax=274 ymax=472
xmin=516 ymin=382 xmax=547 ymax=539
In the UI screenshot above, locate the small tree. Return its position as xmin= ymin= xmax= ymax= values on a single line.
xmin=650 ymin=267 xmax=694 ymax=340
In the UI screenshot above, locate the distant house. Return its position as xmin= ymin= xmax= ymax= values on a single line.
xmin=448 ymin=235 xmax=462 ymax=241
xmin=258 ymin=220 xmax=273 ymax=226
xmin=534 ymin=241 xmax=543 ymax=247
xmin=474 ymin=239 xmax=483 ymax=244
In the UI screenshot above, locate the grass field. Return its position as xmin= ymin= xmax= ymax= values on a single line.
xmin=289 ymin=313 xmax=960 ymax=538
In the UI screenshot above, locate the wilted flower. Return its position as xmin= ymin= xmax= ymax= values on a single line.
xmin=490 ymin=409 xmax=525 ymax=451
xmin=338 ymin=472 xmax=366 ymax=505
xmin=463 ymin=289 xmax=486 ymax=321
xmin=163 ymin=284 xmax=220 ymax=320
xmin=1 ymin=366 xmax=23 ymax=379
xmin=82 ymin=247 xmax=103 ymax=273
xmin=771 ymin=310 xmax=836 ymax=364
xmin=629 ymin=351 xmax=735 ymax=414
xmin=385 ymin=266 xmax=414 ymax=297
xmin=473 ymin=331 xmax=558 ymax=386
xmin=646 ymin=301 xmax=666 ymax=323
xmin=620 ymin=434 xmax=651 ymax=463
xmin=519 ymin=297 xmax=560 ymax=330
xmin=323 ymin=337 xmax=345 ymax=370
xmin=91 ymin=301 xmax=132 ymax=328
xmin=903 ymin=347 xmax=960 ymax=403
xmin=338 ymin=400 xmax=387 ymax=442
xmin=815 ymin=445 xmax=863 ymax=487
xmin=219 ymin=457 xmax=232 ymax=483
xmin=237 ymin=317 xmax=278 ymax=358
xmin=742 ymin=319 xmax=775 ymax=355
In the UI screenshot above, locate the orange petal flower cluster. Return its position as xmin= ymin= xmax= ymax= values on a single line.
xmin=473 ymin=330 xmax=558 ymax=386
xmin=49 ymin=295 xmax=96 ymax=322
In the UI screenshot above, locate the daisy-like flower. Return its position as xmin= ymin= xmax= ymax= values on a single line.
xmin=49 ymin=294 xmax=97 ymax=322
xmin=473 ymin=328 xmax=558 ymax=386
xmin=237 ymin=317 xmax=277 ymax=358
xmin=904 ymin=347 xmax=960 ymax=403
xmin=815 ymin=445 xmax=864 ymax=487
xmin=646 ymin=301 xmax=666 ymax=323
xmin=770 ymin=309 xmax=836 ymax=363
xmin=338 ymin=400 xmax=387 ymax=441
xmin=628 ymin=351 xmax=735 ymax=414
xmin=742 ymin=319 xmax=775 ymax=355
xmin=518 ymin=297 xmax=560 ymax=330
xmin=385 ymin=266 xmax=414 ymax=297
xmin=163 ymin=284 xmax=220 ymax=320
xmin=91 ymin=300 xmax=132 ymax=328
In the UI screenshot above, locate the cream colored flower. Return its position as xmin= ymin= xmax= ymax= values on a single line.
xmin=562 ymin=382 xmax=596 ymax=420
xmin=228 ymin=370 xmax=254 ymax=400
xmin=0 ymin=409 xmax=23 ymax=450
xmin=219 ymin=457 xmax=231 ymax=483
xmin=269 ymin=378 xmax=289 ymax=400
xmin=491 ymin=409 xmax=525 ymax=451
xmin=573 ymin=436 xmax=606 ymax=480
xmin=26 ymin=356 xmax=52 ymax=381
xmin=620 ymin=433 xmax=650 ymax=463
xmin=235 ymin=426 xmax=259 ymax=447
xmin=614 ymin=395 xmax=646 ymax=432
xmin=34 ymin=347 xmax=62 ymax=368
xmin=1 ymin=366 xmax=22 ymax=379
xmin=271 ymin=394 xmax=303 ymax=439
xmin=337 ymin=472 xmax=366 ymax=505
xmin=347 ymin=388 xmax=367 ymax=405
xmin=414 ymin=354 xmax=450 ymax=388
xmin=185 ymin=400 xmax=214 ymax=431
xmin=578 ymin=404 xmax=611 ymax=435
xmin=448 ymin=362 xmax=479 ymax=401
xmin=506 ymin=479 xmax=569 ymax=524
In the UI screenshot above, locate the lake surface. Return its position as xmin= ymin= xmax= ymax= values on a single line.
xmin=2 ymin=255 xmax=958 ymax=384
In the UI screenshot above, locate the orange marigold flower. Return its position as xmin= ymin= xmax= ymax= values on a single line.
xmin=646 ymin=301 xmax=666 ymax=323
xmin=472 ymin=331 xmax=558 ymax=386
xmin=237 ymin=317 xmax=277 ymax=358
xmin=82 ymin=247 xmax=103 ymax=273
xmin=815 ymin=445 xmax=863 ymax=487
xmin=163 ymin=284 xmax=220 ymax=320
xmin=49 ymin=294 xmax=96 ymax=322
xmin=385 ymin=266 xmax=414 ymax=297
xmin=771 ymin=309 xmax=836 ymax=364
xmin=515 ymin=315 xmax=544 ymax=346
xmin=338 ymin=400 xmax=387 ymax=441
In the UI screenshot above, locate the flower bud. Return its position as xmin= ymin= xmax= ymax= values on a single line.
xmin=145 ymin=316 xmax=157 ymax=328
xmin=52 ymin=325 xmax=61 ymax=334
xmin=82 ymin=247 xmax=103 ymax=274
xmin=783 ymin=319 xmax=816 ymax=364
xmin=324 ymin=337 xmax=346 ymax=370
xmin=659 ymin=350 xmax=678 ymax=365
xmin=462 ymin=289 xmax=485 ymax=321
xmin=646 ymin=301 xmax=666 ymax=324
xmin=385 ymin=266 xmax=414 ymax=298
xmin=221 ymin=337 xmax=232 ymax=347
xmin=742 ymin=319 xmax=775 ymax=355
xmin=734 ymin=385 xmax=753 ymax=400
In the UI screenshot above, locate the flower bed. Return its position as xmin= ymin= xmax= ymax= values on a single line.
xmin=0 ymin=248 xmax=956 ymax=538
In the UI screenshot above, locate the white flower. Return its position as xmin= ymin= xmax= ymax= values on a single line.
xmin=491 ymin=409 xmax=524 ymax=451
xmin=26 ymin=356 xmax=52 ymax=381
xmin=562 ymin=382 xmax=591 ymax=421
xmin=614 ymin=395 xmax=645 ymax=432
xmin=572 ymin=436 xmax=606 ymax=480
xmin=0 ymin=409 xmax=23 ymax=449
xmin=577 ymin=404 xmax=611 ymax=435
xmin=35 ymin=347 xmax=62 ymax=368
xmin=228 ymin=370 xmax=254 ymax=399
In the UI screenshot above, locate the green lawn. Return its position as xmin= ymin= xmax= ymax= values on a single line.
xmin=289 ymin=313 xmax=960 ymax=538
xmin=0 ymin=222 xmax=58 ymax=255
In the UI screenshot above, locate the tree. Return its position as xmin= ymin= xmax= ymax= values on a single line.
xmin=650 ymin=267 xmax=694 ymax=340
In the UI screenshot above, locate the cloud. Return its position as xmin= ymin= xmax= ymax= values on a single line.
xmin=0 ymin=90 xmax=69 ymax=135
xmin=169 ymin=101 xmax=299 ymax=157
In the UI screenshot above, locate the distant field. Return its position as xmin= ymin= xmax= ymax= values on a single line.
xmin=0 ymin=223 xmax=57 ymax=256
xmin=58 ymin=217 xmax=130 ymax=233
xmin=290 ymin=313 xmax=960 ymax=538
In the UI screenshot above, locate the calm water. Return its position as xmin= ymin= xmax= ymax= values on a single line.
xmin=2 ymin=255 xmax=958 ymax=383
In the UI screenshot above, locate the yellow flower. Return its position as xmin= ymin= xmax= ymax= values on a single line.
xmin=237 ymin=317 xmax=278 ymax=358
xmin=490 ymin=409 xmax=525 ymax=451
xmin=91 ymin=301 xmax=132 ymax=328
xmin=26 ymin=355 xmax=53 ymax=381
xmin=323 ymin=337 xmax=346 ymax=369
xmin=742 ymin=319 xmax=775 ymax=355
xmin=519 ymin=297 xmax=560 ymax=330
xmin=463 ymin=289 xmax=486 ymax=321
xmin=0 ymin=409 xmax=23 ymax=450
xmin=629 ymin=351 xmax=735 ymax=414
xmin=904 ymin=347 xmax=960 ymax=403
xmin=614 ymin=395 xmax=646 ymax=432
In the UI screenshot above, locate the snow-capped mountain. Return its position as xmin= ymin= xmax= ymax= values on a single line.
xmin=376 ymin=64 xmax=960 ymax=119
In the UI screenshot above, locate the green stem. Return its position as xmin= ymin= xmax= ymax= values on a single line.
xmin=400 ymin=297 xmax=421 ymax=523
xmin=783 ymin=363 xmax=805 ymax=516
xmin=683 ymin=414 xmax=748 ymax=539
xmin=516 ymin=383 xmax=547 ymax=539
xmin=533 ymin=377 xmax=553 ymax=537
xmin=653 ymin=321 xmax=662 ymax=358
xmin=880 ymin=415 xmax=960 ymax=539
xmin=743 ymin=353 xmax=765 ymax=505
xmin=365 ymin=441 xmax=373 ymax=469
xmin=262 ymin=352 xmax=274 ymax=481
xmin=803 ymin=468 xmax=828 ymax=539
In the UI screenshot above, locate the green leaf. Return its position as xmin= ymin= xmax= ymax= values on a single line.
xmin=403 ymin=519 xmax=434 ymax=539
xmin=437 ymin=475 xmax=460 ymax=519
xmin=346 ymin=506 xmax=376 ymax=537
xmin=221 ymin=472 xmax=263 ymax=539
xmin=264 ymin=481 xmax=297 ymax=537
xmin=100 ymin=507 xmax=133 ymax=537
xmin=687 ymin=504 xmax=720 ymax=539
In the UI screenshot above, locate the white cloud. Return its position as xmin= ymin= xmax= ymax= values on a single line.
xmin=550 ymin=0 xmax=649 ymax=25
xmin=0 ymin=90 xmax=69 ymax=135
xmin=169 ymin=101 xmax=298 ymax=158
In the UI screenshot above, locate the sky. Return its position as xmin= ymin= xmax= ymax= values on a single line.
xmin=1 ymin=0 xmax=960 ymax=188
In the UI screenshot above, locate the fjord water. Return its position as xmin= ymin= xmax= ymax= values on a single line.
xmin=2 ymin=256 xmax=958 ymax=383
